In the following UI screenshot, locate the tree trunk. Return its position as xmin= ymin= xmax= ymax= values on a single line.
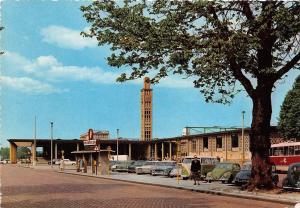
xmin=248 ymin=88 xmax=274 ymax=190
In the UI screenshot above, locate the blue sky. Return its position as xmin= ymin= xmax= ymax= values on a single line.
xmin=1 ymin=1 xmax=299 ymax=146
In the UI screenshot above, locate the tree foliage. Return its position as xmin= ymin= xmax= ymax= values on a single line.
xmin=81 ymin=1 xmax=300 ymax=104
xmin=81 ymin=1 xmax=300 ymax=189
xmin=279 ymin=75 xmax=300 ymax=139
xmin=0 ymin=147 xmax=9 ymax=160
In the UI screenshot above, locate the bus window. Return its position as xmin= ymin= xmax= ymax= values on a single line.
xmin=284 ymin=146 xmax=288 ymax=155
xmin=295 ymin=146 xmax=300 ymax=155
xmin=288 ymin=146 xmax=295 ymax=156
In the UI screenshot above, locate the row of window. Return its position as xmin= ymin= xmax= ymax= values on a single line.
xmin=270 ymin=145 xmax=300 ymax=156
xmin=144 ymin=130 xmax=151 ymax=139
xmin=191 ymin=134 xmax=240 ymax=152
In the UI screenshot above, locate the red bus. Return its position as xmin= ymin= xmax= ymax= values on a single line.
xmin=269 ymin=142 xmax=300 ymax=172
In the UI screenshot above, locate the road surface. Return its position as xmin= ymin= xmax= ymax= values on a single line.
xmin=1 ymin=165 xmax=292 ymax=208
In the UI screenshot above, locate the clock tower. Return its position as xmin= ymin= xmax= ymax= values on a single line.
xmin=141 ymin=77 xmax=152 ymax=141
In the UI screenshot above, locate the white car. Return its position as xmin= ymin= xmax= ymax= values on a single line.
xmin=135 ymin=161 xmax=158 ymax=174
xmin=56 ymin=159 xmax=76 ymax=165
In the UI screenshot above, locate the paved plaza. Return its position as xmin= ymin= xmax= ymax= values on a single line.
xmin=1 ymin=165 xmax=296 ymax=208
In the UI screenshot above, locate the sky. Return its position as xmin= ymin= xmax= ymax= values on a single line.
xmin=1 ymin=1 xmax=299 ymax=147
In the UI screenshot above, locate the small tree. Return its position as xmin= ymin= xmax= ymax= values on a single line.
xmin=81 ymin=1 xmax=300 ymax=189
xmin=279 ymin=75 xmax=300 ymax=140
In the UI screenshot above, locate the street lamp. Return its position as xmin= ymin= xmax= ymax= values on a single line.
xmin=50 ymin=122 xmax=53 ymax=168
xmin=242 ymin=111 xmax=245 ymax=164
xmin=116 ymin=129 xmax=119 ymax=161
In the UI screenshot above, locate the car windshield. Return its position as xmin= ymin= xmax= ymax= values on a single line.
xmin=156 ymin=162 xmax=175 ymax=166
xmin=144 ymin=161 xmax=155 ymax=166
xmin=292 ymin=165 xmax=300 ymax=173
xmin=164 ymin=162 xmax=175 ymax=166
xmin=241 ymin=163 xmax=252 ymax=170
xmin=182 ymin=158 xmax=192 ymax=164
xmin=134 ymin=161 xmax=145 ymax=166
xmin=201 ymin=158 xmax=219 ymax=165
xmin=216 ymin=163 xmax=233 ymax=169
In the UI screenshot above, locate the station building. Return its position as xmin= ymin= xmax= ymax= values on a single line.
xmin=8 ymin=127 xmax=282 ymax=165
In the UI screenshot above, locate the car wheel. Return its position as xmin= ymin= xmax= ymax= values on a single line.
xmin=282 ymin=177 xmax=289 ymax=188
xmin=227 ymin=175 xmax=233 ymax=184
xmin=272 ymin=175 xmax=279 ymax=187
xmin=208 ymin=180 xmax=212 ymax=183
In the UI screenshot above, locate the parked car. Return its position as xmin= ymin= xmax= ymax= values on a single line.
xmin=135 ymin=161 xmax=158 ymax=174
xmin=111 ymin=161 xmax=134 ymax=172
xmin=48 ymin=159 xmax=60 ymax=165
xmin=111 ymin=161 xmax=122 ymax=171
xmin=169 ymin=164 xmax=182 ymax=178
xmin=56 ymin=159 xmax=76 ymax=165
xmin=282 ymin=162 xmax=300 ymax=190
xmin=181 ymin=156 xmax=219 ymax=180
xmin=128 ymin=160 xmax=147 ymax=173
xmin=233 ymin=162 xmax=279 ymax=186
xmin=151 ymin=161 xmax=176 ymax=176
xmin=206 ymin=162 xmax=241 ymax=183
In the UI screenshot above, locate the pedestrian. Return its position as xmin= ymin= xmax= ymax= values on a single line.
xmin=190 ymin=155 xmax=201 ymax=185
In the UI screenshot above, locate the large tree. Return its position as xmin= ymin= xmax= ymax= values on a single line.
xmin=278 ymin=75 xmax=300 ymax=140
xmin=81 ymin=1 xmax=300 ymax=189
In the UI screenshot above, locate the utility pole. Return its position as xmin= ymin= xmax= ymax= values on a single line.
xmin=33 ymin=116 xmax=37 ymax=166
xmin=0 ymin=143 xmax=2 ymax=161
xmin=50 ymin=122 xmax=53 ymax=168
xmin=242 ymin=111 xmax=245 ymax=164
xmin=117 ymin=129 xmax=119 ymax=161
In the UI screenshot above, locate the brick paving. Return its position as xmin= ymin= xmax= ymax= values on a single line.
xmin=1 ymin=165 xmax=294 ymax=208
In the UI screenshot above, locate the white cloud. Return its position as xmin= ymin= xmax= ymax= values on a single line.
xmin=0 ymin=76 xmax=67 ymax=94
xmin=157 ymin=77 xmax=194 ymax=88
xmin=40 ymin=25 xmax=98 ymax=50
xmin=3 ymin=51 xmax=195 ymax=90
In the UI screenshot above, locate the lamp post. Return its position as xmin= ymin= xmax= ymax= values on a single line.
xmin=242 ymin=111 xmax=245 ymax=164
xmin=116 ymin=129 xmax=119 ymax=161
xmin=50 ymin=122 xmax=53 ymax=168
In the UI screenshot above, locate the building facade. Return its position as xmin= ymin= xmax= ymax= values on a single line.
xmin=8 ymin=128 xmax=284 ymax=165
xmin=141 ymin=77 xmax=153 ymax=141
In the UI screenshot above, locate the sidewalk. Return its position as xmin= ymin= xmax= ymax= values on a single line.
xmin=59 ymin=168 xmax=300 ymax=206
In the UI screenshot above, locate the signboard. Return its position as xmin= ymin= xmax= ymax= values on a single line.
xmin=83 ymin=140 xmax=96 ymax=146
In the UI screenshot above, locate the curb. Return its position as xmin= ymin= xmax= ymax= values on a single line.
xmin=59 ymin=171 xmax=298 ymax=206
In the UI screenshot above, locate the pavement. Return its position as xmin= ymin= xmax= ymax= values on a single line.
xmin=28 ymin=164 xmax=300 ymax=206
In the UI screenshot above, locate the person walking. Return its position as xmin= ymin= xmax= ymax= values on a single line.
xmin=191 ymin=155 xmax=201 ymax=185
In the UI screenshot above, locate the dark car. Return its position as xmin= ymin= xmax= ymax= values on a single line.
xmin=206 ymin=162 xmax=241 ymax=183
xmin=233 ymin=162 xmax=279 ymax=186
xmin=282 ymin=163 xmax=300 ymax=191
xmin=128 ymin=160 xmax=147 ymax=173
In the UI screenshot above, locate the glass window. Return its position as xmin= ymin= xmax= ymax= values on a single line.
xmin=216 ymin=137 xmax=222 ymax=149
xmin=203 ymin=137 xmax=208 ymax=150
xmin=192 ymin=140 xmax=196 ymax=152
xmin=288 ymin=146 xmax=295 ymax=156
xmin=295 ymin=146 xmax=300 ymax=155
xmin=231 ymin=134 xmax=239 ymax=148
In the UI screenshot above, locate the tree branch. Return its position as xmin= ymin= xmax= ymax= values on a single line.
xmin=208 ymin=5 xmax=255 ymax=97
xmin=228 ymin=57 xmax=255 ymax=97
xmin=239 ymin=1 xmax=255 ymax=21
xmin=273 ymin=52 xmax=300 ymax=81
